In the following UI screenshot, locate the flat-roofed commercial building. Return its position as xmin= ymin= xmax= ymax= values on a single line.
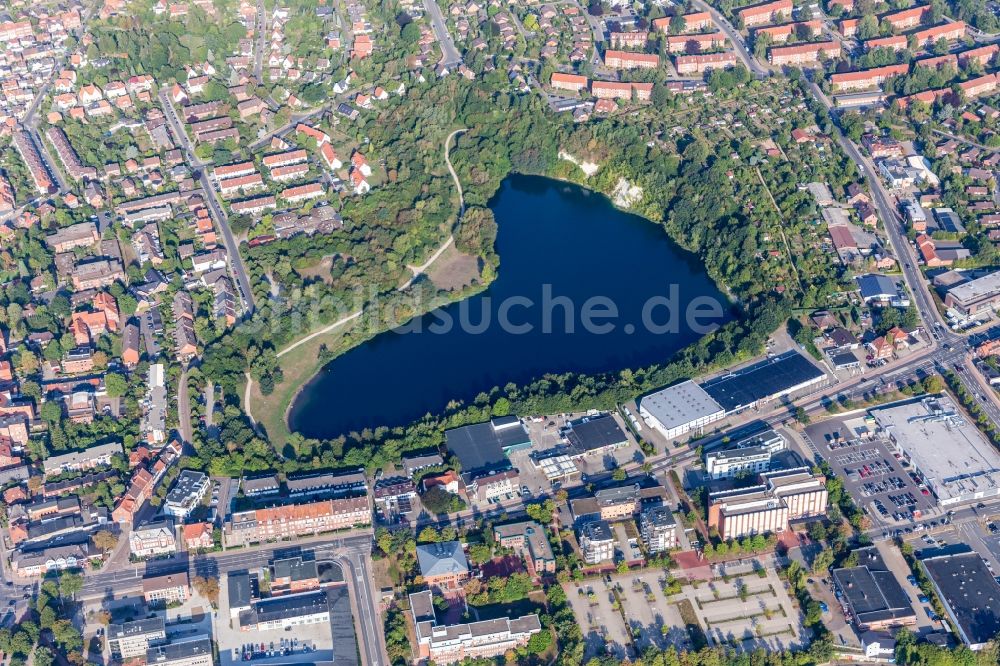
xmin=444 ymin=416 xmax=531 ymax=473
xmin=639 ymin=380 xmax=725 ymax=440
xmin=107 ymin=618 xmax=166 ymax=658
xmin=705 ymin=446 xmax=772 ymax=479
xmin=562 ymin=413 xmax=629 ymax=457
xmin=708 ymin=467 xmax=827 ymax=539
xmin=922 ymin=550 xmax=1000 ymax=650
xmin=945 ymin=270 xmax=1000 ymax=315
xmin=832 ymin=546 xmax=917 ymax=631
xmin=871 ymin=396 xmax=1000 ymax=506
xmin=494 ymin=521 xmax=556 ymax=574
xmin=238 ymin=590 xmax=331 ymax=631
xmin=702 ymin=351 xmax=826 ymax=413
xmin=146 ymin=638 xmax=213 ymax=666
xmin=410 ymin=590 xmax=542 ymax=663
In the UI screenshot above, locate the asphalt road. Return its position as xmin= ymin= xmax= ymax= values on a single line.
xmin=689 ymin=0 xmax=769 ymax=77
xmin=253 ymin=0 xmax=266 ymax=81
xmin=157 ymin=86 xmax=256 ymax=314
xmin=76 ymin=533 xmax=386 ymax=663
xmin=423 ymin=0 xmax=462 ymax=67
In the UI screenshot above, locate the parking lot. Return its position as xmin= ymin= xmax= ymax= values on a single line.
xmin=804 ymin=417 xmax=938 ymax=530
xmin=214 ymin=572 xmax=335 ymax=666
xmin=562 ymin=559 xmax=804 ymax=660
xmin=511 ymin=412 xmax=643 ymax=496
xmin=680 ymin=564 xmax=804 ymax=652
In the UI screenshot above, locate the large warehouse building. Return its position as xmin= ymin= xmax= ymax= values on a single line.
xmin=922 ymin=550 xmax=1000 ymax=650
xmin=832 ymin=546 xmax=916 ymax=631
xmin=639 ymin=351 xmax=826 ymax=441
xmin=871 ymin=397 xmax=1000 ymax=506
xmin=639 ymin=380 xmax=725 ymax=440
xmin=945 ymin=270 xmax=1000 ymax=315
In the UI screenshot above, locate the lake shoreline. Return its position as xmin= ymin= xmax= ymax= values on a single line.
xmin=288 ymin=173 xmax=734 ymax=440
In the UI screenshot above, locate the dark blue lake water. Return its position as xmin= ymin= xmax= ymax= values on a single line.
xmin=289 ymin=174 xmax=732 ymax=439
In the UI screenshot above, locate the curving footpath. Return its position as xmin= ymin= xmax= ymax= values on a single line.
xmin=245 ymin=128 xmax=469 ymax=423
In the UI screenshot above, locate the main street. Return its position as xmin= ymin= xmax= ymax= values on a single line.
xmin=157 ymin=86 xmax=256 ymax=314
xmin=76 ymin=532 xmax=386 ymax=664
xmin=689 ymin=0 xmax=769 ymax=77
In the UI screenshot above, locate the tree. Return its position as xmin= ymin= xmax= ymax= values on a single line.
xmin=92 ymin=529 xmax=118 ymax=553
xmin=811 ymin=548 xmax=835 ymax=573
xmin=468 ymin=543 xmax=492 ymax=564
xmin=192 ymin=575 xmax=220 ymax=606
xmin=40 ymin=400 xmax=62 ymax=424
xmin=668 ymin=13 xmax=686 ymax=34
xmin=401 ymin=21 xmax=421 ymax=43
xmin=421 ymin=486 xmax=465 ymax=514
xmin=104 ymin=372 xmax=127 ymax=398
xmin=526 ymin=630 xmax=552 ymax=654
xmin=58 ymin=571 xmax=83 ymax=599
xmin=858 ymin=14 xmax=879 ymax=40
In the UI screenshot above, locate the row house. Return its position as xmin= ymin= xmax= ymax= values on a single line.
xmin=230 ymin=195 xmax=276 ymax=216
xmin=912 ymin=22 xmax=966 ymax=49
xmin=212 ymin=161 xmax=256 ymax=180
xmin=281 ymin=182 xmax=325 ymax=203
xmin=609 ymin=31 xmax=648 ymax=48
xmin=830 ymin=64 xmax=910 ymax=92
xmin=960 ymin=44 xmax=999 ymax=68
xmin=755 ymin=20 xmax=821 ymax=43
xmin=604 ymin=50 xmax=659 ymax=69
xmin=222 ymin=496 xmax=371 ymax=547
xmin=550 ymin=72 xmax=588 ymax=92
xmin=591 ymin=81 xmax=653 ymax=101
xmin=218 ymin=173 xmax=264 ymax=197
xmin=739 ymin=0 xmax=793 ymax=27
xmin=883 ymin=5 xmax=928 ymax=31
xmin=675 ymin=51 xmax=738 ymax=74
xmin=768 ymin=41 xmax=841 ymax=66
xmin=270 ymin=163 xmax=309 ymax=182
xmin=865 ymin=34 xmax=908 ymax=51
xmin=652 ymin=11 xmax=713 ymax=33
xmin=45 ymin=127 xmax=96 ymax=181
xmin=665 ymin=32 xmax=727 ymax=53
xmin=262 ymin=149 xmax=308 ymax=168
xmin=916 ymin=53 xmax=958 ymax=70
xmin=959 ymin=73 xmax=999 ymax=99
xmin=13 ymin=129 xmax=54 ymax=194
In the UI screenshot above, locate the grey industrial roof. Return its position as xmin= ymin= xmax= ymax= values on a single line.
xmin=832 ymin=546 xmax=914 ymax=627
xmin=947 ymin=270 xmax=1000 ymax=306
xmin=640 ymin=380 xmax=724 ymax=431
xmin=146 ymin=638 xmax=212 ymax=664
xmin=923 ymin=550 xmax=1000 ymax=646
xmin=701 ymin=351 xmax=825 ymax=412
xmin=227 ymin=571 xmax=254 ymax=608
xmin=444 ymin=418 xmax=529 ymax=473
xmin=564 ymin=414 xmax=629 ymax=453
xmin=239 ymin=590 xmax=330 ymax=627
xmin=416 ymin=541 xmax=469 ymax=578
xmin=856 ymin=273 xmax=898 ymax=300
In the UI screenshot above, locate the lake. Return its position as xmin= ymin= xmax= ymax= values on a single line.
xmin=288 ymin=174 xmax=732 ymax=439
